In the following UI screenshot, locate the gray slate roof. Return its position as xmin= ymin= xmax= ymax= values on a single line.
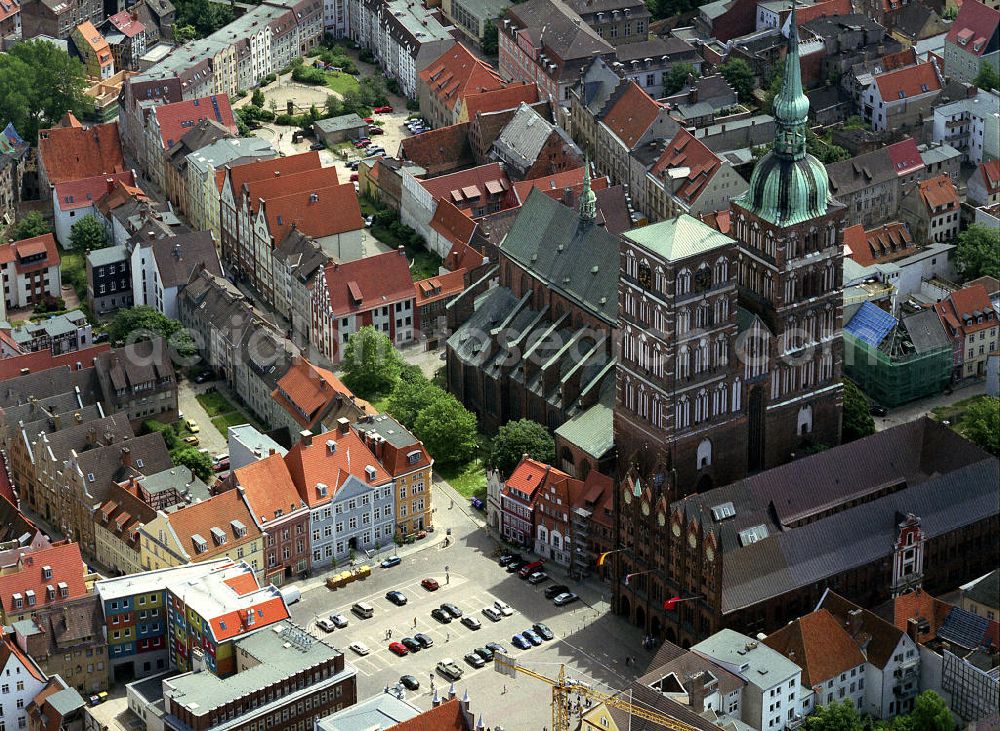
xmin=827 ymin=148 xmax=897 ymax=197
xmin=964 ymin=569 xmax=999 ymax=610
xmin=493 ymin=103 xmax=580 ymax=174
xmin=506 ymin=0 xmax=614 ymax=67
xmin=554 ymin=399 xmax=613 ymax=459
xmin=150 ymin=230 xmax=222 ymax=288
xmin=500 ymin=188 xmax=620 ymax=323
xmin=314 ymin=693 xmax=420 ymax=731
xmin=1 ymin=367 xmax=101 ymax=410
xmin=87 ymin=245 xmax=129 ymax=268
xmin=314 ymin=113 xmax=366 ymax=134
xmin=902 ymin=309 xmax=951 ymax=354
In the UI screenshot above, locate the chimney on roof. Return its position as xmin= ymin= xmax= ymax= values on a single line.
xmin=268 ymin=448 xmax=276 ymax=456
xmin=847 ymin=608 xmax=863 ymax=635
xmin=52 ymin=414 xmax=61 ymax=431
xmin=86 ymin=426 xmax=98 ymax=447
xmin=562 ymin=187 xmax=574 ymax=207
xmin=121 ymin=446 xmax=132 ymax=468
xmin=74 ymin=412 xmax=83 ymax=424
xmin=337 ymin=417 xmax=350 ymax=435
xmin=686 ymin=671 xmax=712 ymax=713
xmin=300 ymin=430 xmax=313 ymax=447
xmin=397 ymin=246 xmax=405 ymax=255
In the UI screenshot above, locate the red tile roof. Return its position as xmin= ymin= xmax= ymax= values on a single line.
xmin=160 ymin=489 xmax=262 ymax=561
xmin=946 ymin=0 xmax=999 ymax=57
xmin=107 ymin=9 xmax=145 ymax=37
xmin=420 ymin=162 xmax=510 ymax=205
xmin=231 ymin=452 xmax=304 ymax=526
xmin=263 ymin=183 xmax=362 ymax=243
xmin=463 ymin=82 xmax=539 ymax=120
xmin=241 ymin=166 xmax=339 ymax=215
xmin=443 ymin=242 xmax=486 ymax=272
xmin=934 ymin=283 xmax=997 ymax=336
xmin=503 ymin=457 xmax=571 ymax=500
xmin=414 ymin=269 xmax=466 ymax=306
xmin=763 ymin=609 xmax=866 ymax=687
xmin=845 ymin=222 xmax=915 ymax=267
xmin=0 ymin=234 xmax=60 ymax=275
xmin=224 ymin=152 xmax=322 ymax=199
xmin=979 ymin=159 xmax=1000 ymax=194
xmin=0 ymin=343 xmax=109 ymax=380
xmin=887 ymin=589 xmax=953 ymax=643
xmin=510 ymin=166 xmax=607 ymax=206
xmin=600 ymin=81 xmax=662 ymax=150
xmin=38 ymin=122 xmax=125 ymax=185
xmin=0 ymin=542 xmax=89 ymax=617
xmin=54 ymin=171 xmax=136 ymax=212
xmin=794 ymin=0 xmax=851 ymax=24
xmin=209 ymin=595 xmax=288 ymax=642
xmin=419 ymin=44 xmax=504 ymax=114
xmin=399 ymin=123 xmax=474 ymax=173
xmin=76 ymin=21 xmax=112 ymax=63
xmin=284 ymin=429 xmax=391 ymax=508
xmin=874 ymin=62 xmax=941 ymax=102
xmin=649 ymin=128 xmax=723 ymax=207
xmin=222 ymin=572 xmax=259 ymax=597
xmin=0 ymin=0 xmax=20 ymax=24
xmin=700 ymin=209 xmax=731 ymax=234
xmin=886 ymin=137 xmax=923 ymax=178
xmin=0 ymin=461 xmax=15 ymax=504
xmin=430 ymin=198 xmax=477 ymax=249
xmin=272 ymin=358 xmax=371 ymax=429
xmin=390 ymin=698 xmax=468 ymax=730
xmin=153 ymin=95 xmax=236 ymax=149
xmin=881 ymin=47 xmax=918 ymax=71
xmin=916 ymin=173 xmax=959 ymax=212
xmin=320 ymin=249 xmax=415 ymax=318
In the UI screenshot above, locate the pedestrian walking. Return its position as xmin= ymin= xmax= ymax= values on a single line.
xmin=388 ymin=629 xmax=393 ymax=639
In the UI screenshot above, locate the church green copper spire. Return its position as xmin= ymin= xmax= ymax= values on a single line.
xmin=579 ymin=153 xmax=596 ymax=223
xmin=733 ymin=2 xmax=832 ymax=226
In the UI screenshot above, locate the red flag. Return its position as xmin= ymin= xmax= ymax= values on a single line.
xmin=596 ymin=551 xmax=611 ymax=568
xmin=663 ymin=596 xmax=682 ymax=611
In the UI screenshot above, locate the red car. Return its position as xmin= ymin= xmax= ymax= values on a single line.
xmin=212 ymin=458 xmax=230 ymax=472
xmin=421 ymin=578 xmax=440 ymax=591
xmin=349 ymin=173 xmax=359 ymax=182
xmin=363 ymin=117 xmax=375 ymax=124
xmin=388 ymin=641 xmax=409 ymax=657
xmin=353 ymin=139 xmax=371 ymax=148
xmin=373 ymin=105 xmax=393 ymax=113
xmin=518 ymin=560 xmax=545 ymax=579
xmin=368 ymin=126 xmax=384 ymax=135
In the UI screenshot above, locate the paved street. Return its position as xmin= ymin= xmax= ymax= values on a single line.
xmin=288 ymin=483 xmax=646 ymax=730
xmin=175 ymin=379 xmax=234 ymax=456
xmin=874 ymin=378 xmax=986 ymax=431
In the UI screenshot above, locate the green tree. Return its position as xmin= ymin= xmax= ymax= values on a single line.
xmin=842 ymin=378 xmax=875 ymax=443
xmin=959 ymin=397 xmax=1000 ymax=456
xmin=341 ymin=326 xmax=404 ymax=398
xmin=762 ymin=58 xmax=786 ymax=114
xmin=251 ymin=87 xmax=266 ymax=107
xmin=806 ymin=128 xmax=850 ymax=163
xmin=0 ymin=40 xmax=88 ymax=143
xmin=487 ymin=419 xmax=556 ymax=478
xmin=173 ymin=24 xmax=198 ymax=43
xmin=412 ymin=391 xmax=479 ymax=465
xmin=803 ymin=700 xmax=863 ymax=731
xmin=482 ymin=20 xmax=499 ymax=56
xmin=385 ymin=372 xmax=438 ymax=427
xmin=663 ymin=64 xmax=698 ymax=95
xmin=107 ymin=306 xmax=196 ymax=358
xmin=143 ymin=420 xmax=178 ymax=449
xmin=13 ymin=211 xmax=50 ymax=240
xmin=906 ymin=691 xmax=953 ymax=731
xmin=647 ymin=0 xmax=698 ymax=20
xmin=173 ymin=0 xmax=232 ymax=38
xmin=955 ymin=224 xmax=1000 ymax=279
xmin=172 ymin=446 xmax=214 ymax=482
xmin=720 ymin=58 xmax=756 ymax=103
xmin=68 ymin=214 xmax=107 ymax=254
xmin=974 ymin=61 xmax=999 ymax=92
xmin=325 ymin=94 xmax=344 ymax=118
xmin=359 ymin=75 xmax=390 ymax=107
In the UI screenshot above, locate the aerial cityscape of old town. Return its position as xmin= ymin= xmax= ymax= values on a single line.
xmin=0 ymin=0 xmax=995 ymax=727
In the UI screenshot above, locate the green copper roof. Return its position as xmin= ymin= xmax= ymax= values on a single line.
xmin=622 ymin=214 xmax=736 ymax=261
xmin=734 ymin=2 xmax=833 ymax=226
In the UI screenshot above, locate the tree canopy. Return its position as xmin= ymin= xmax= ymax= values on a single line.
xmin=172 ymin=446 xmax=214 ymax=482
xmin=482 ymin=20 xmax=499 ymax=56
xmin=663 ymin=64 xmax=698 ymax=95
xmin=0 ymin=40 xmax=89 ymax=143
xmin=69 ymin=215 xmax=107 ymax=254
xmin=954 ymin=224 xmax=1000 ymax=280
xmin=975 ymin=61 xmax=999 ymax=92
xmin=803 ymin=700 xmax=862 ymax=731
xmin=802 ymin=692 xmax=953 ymax=731
xmin=646 ymin=0 xmax=699 ymax=20
xmin=341 ymin=326 xmax=405 ymax=399
xmin=720 ymin=58 xmax=756 ymax=103
xmin=487 ymin=419 xmax=556 ymax=478
xmin=842 ymin=378 xmax=875 ymax=443
xmin=412 ymin=391 xmax=479 ymax=466
xmin=107 ymin=306 xmax=196 ymax=359
xmin=13 ymin=212 xmax=50 ymax=241
xmin=959 ymin=397 xmax=1000 ymax=456
xmin=172 ymin=0 xmax=233 ymax=38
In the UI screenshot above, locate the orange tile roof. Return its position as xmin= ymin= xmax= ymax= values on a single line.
xmin=320 ymin=249 xmax=415 ymax=318
xmin=0 ymin=343 xmax=109 ymax=380
xmin=649 ymin=128 xmax=723 ymax=206
xmin=881 ymin=47 xmax=918 ymax=71
xmin=241 ymin=166 xmax=339 ymax=215
xmin=979 ymin=159 xmax=1000 ymax=194
xmin=107 ymin=9 xmax=144 ymax=37
xmin=946 ymin=0 xmax=999 ymax=58
xmin=846 ymin=222 xmax=915 ymax=267
xmin=38 ymin=122 xmax=125 ymax=185
xmin=389 ymin=698 xmax=468 ymax=731
xmin=222 ymin=572 xmax=260 ymax=597
xmin=763 ymin=609 xmax=866 ymax=687
xmin=272 ymin=358 xmax=363 ymax=429
xmin=420 ymin=162 xmax=509 ymax=204
xmin=0 ymin=233 xmax=60 ymax=275
xmin=160 ymin=489 xmax=262 ymax=561
xmin=154 ymin=95 xmax=236 ymax=149
xmin=414 ymin=269 xmax=466 ymax=306
xmin=430 ymin=198 xmax=477 ymax=248
xmin=54 ymin=170 xmax=136 ymax=211
xmin=284 ymin=429 xmax=391 ymax=507
xmin=917 ymin=174 xmax=959 ymax=212
xmin=209 ymin=595 xmax=289 ymax=642
xmin=263 ymin=183 xmax=362 ymax=243
xmin=503 ymin=457 xmax=571 ymax=500
xmin=874 ymin=62 xmax=941 ymax=102
xmin=886 ymin=137 xmax=923 ymax=177
xmin=76 ymin=21 xmax=110 ymax=55
xmin=419 ymin=44 xmax=504 ymax=113
xmin=934 ymin=283 xmax=996 ymax=336
xmin=399 ymin=123 xmax=474 ymax=172
xmin=600 ymin=81 xmax=662 ymax=150
xmin=0 ymin=542 xmax=89 ymax=616
xmin=794 ymin=0 xmax=851 ymax=23
xmin=888 ymin=589 xmax=953 ymax=642
xmin=463 ymin=82 xmax=539 ymax=120
xmin=511 ymin=166 xmax=608 ymax=205
xmin=700 ymin=209 xmax=731 ymax=234
xmin=231 ymin=452 xmax=304 ymax=526
xmin=0 ymin=0 xmax=20 ymax=24
xmin=443 ymin=242 xmax=486 ymax=272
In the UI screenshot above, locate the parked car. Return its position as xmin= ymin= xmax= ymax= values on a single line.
xmin=182 ymin=435 xmax=200 ymax=446
xmin=185 ymin=419 xmax=200 ymax=433
xmin=348 ymin=160 xmax=360 ymax=170
xmin=519 ymin=560 xmax=544 ymax=579
xmin=401 ymin=637 xmax=421 ymax=653
xmin=350 ymin=173 xmax=359 ymax=182
xmin=441 ymin=602 xmax=463 ymax=619
xmin=463 ymin=652 xmax=486 ymax=669
xmin=527 ymin=571 xmax=548 ymax=585
xmin=493 ymin=600 xmax=514 ymax=617
xmin=460 ymin=616 xmax=481 ymax=630
xmin=363 ymin=117 xmax=375 ymax=124
xmin=212 ymin=458 xmax=230 ymax=472
xmin=386 ymin=590 xmax=407 ymax=606
xmin=316 ymin=617 xmax=336 ymax=632
xmin=414 ymin=632 xmax=434 ymax=648
xmin=309 ymin=142 xmax=325 ymax=151
xmin=330 ymin=614 xmax=349 ymax=628
xmin=498 ymin=552 xmax=521 ymax=566
xmin=511 ymin=634 xmax=531 ymax=650
xmin=431 ymin=608 xmax=452 ymax=624
xmin=388 ymin=641 xmax=409 ymax=657
xmin=544 ymin=584 xmax=570 ymax=599
xmin=374 ymin=105 xmax=394 ymax=113
xmin=349 ymin=642 xmax=370 ymax=656
xmin=421 ymin=577 xmax=440 ymax=591
xmin=475 ymin=645 xmax=495 ymax=662
xmin=553 ymin=592 xmax=579 ymax=606
xmin=486 ymin=641 xmax=507 ymax=656
xmin=532 ymin=623 xmax=554 ymax=641
xmin=192 ymin=371 xmax=212 ymax=384
xmin=368 ymin=126 xmax=384 ymax=135
xmin=436 ymin=658 xmax=463 ymax=681
xmin=870 ymin=403 xmax=888 ymax=416
xmin=522 ymin=629 xmax=542 ymax=646
xmin=506 ymin=560 xmax=528 ymax=574
xmin=354 ymin=139 xmax=371 ymax=148
xmin=400 ymin=674 xmax=420 ymax=691
xmin=482 ymin=606 xmax=502 ymax=622
xmin=367 ymin=146 xmax=385 ymax=156
xmin=380 ymin=555 xmax=401 ymax=568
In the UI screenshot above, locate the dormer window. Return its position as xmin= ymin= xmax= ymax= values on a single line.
xmin=211 ymin=527 xmax=227 ymax=545
xmin=365 ymin=465 xmax=377 ymax=482
xmin=26 ymin=590 xmax=35 ymax=606
xmin=47 ymin=585 xmax=56 ymax=601
xmin=316 ymin=482 xmax=328 ymax=497
xmin=57 ymin=582 xmax=69 ymax=598
xmin=12 ymin=593 xmax=23 ymax=609
xmin=407 ymin=450 xmax=421 ymax=464
xmin=231 ymin=520 xmax=247 ymax=538
xmin=42 ymin=565 xmax=52 ymax=580
xmin=192 ymin=533 xmax=209 ymax=553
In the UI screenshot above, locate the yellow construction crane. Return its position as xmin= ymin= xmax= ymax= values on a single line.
xmin=493 ymin=652 xmax=702 ymax=731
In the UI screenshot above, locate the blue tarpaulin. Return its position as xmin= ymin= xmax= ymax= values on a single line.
xmin=845 ymin=301 xmax=897 ymax=348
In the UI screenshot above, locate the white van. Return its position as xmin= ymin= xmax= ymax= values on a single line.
xmin=351 ymin=601 xmax=375 ymax=619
